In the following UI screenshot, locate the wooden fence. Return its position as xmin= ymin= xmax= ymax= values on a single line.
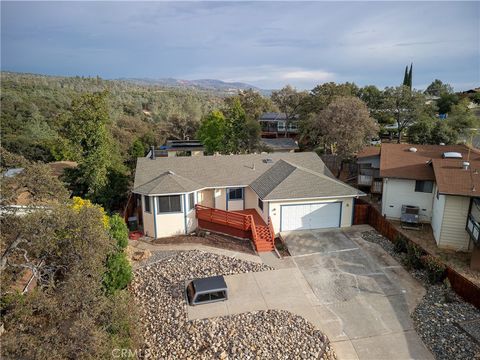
xmin=354 ymin=200 xmax=480 ymax=309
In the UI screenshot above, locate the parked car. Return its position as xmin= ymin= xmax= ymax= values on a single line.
xmin=369 ymin=138 xmax=381 ymax=145
xmin=186 ymin=275 xmax=228 ymax=306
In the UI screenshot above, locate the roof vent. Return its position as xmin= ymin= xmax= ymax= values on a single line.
xmin=166 ymin=170 xmax=175 ymax=175
xmin=463 ymin=161 xmax=470 ymax=170
xmin=442 ymin=152 xmax=462 ymax=159
xmin=262 ymin=158 xmax=274 ymax=164
xmin=409 ymin=147 xmax=417 ymax=152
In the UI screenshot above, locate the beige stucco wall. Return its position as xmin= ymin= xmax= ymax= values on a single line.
xmin=245 ymin=187 xmax=269 ymax=223
xmin=437 ymin=195 xmax=471 ymax=251
xmin=268 ymin=197 xmax=353 ymax=234
xmin=198 ymin=189 xmax=214 ymax=207
xmin=381 ymin=178 xmax=435 ymax=222
xmin=142 ymin=195 xmax=155 ymax=237
xmin=214 ymin=189 xmax=226 ymax=210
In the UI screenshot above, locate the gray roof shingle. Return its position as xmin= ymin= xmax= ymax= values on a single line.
xmin=133 ymin=152 xmax=363 ymax=200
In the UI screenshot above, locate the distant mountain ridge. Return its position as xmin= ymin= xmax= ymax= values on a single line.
xmin=118 ymin=77 xmax=271 ymax=95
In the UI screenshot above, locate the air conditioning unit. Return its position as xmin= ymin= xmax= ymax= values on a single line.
xmin=401 ymin=205 xmax=420 ymax=225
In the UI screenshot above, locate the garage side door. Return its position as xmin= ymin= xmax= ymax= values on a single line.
xmin=281 ymin=202 xmax=341 ymax=231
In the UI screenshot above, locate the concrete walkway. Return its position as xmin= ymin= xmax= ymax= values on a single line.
xmin=128 ymin=239 xmax=263 ymax=264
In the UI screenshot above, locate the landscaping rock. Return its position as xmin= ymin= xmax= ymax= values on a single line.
xmin=131 ymin=250 xmax=336 ymax=359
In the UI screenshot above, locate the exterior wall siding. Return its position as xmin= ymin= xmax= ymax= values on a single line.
xmin=214 ymin=189 xmax=226 ymax=210
xmin=438 ymin=195 xmax=471 ymax=251
xmin=244 ymin=187 xmax=269 ymax=223
xmin=142 ymin=195 xmax=155 ymax=237
xmin=431 ymin=193 xmax=446 ymax=244
xmin=381 ymin=178 xmax=435 ymax=222
xmin=198 ymin=189 xmax=214 ymax=207
xmin=268 ymin=197 xmax=353 ymax=234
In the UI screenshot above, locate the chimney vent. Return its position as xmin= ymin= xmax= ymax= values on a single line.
xmin=409 ymin=147 xmax=417 ymax=152
xmin=150 ymin=146 xmax=156 ymax=160
xmin=463 ymin=161 xmax=470 ymax=170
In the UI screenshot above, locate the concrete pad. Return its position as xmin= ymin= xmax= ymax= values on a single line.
xmin=352 ymin=237 xmax=401 ymax=268
xmin=282 ymin=229 xmax=358 ymax=256
xmin=259 ymin=251 xmax=296 ymax=269
xmin=225 ymin=273 xmax=268 ymax=314
xmin=314 ymin=305 xmax=349 ymax=342
xmin=331 ymin=340 xmax=360 ymax=360
xmin=383 ymin=267 xmax=426 ymax=313
xmin=326 ymin=294 xmax=413 ymax=339
xmin=253 ymin=268 xmax=312 ymax=308
xmin=352 ymin=330 xmax=434 ymax=360
xmin=187 ymin=300 xmax=228 ymax=320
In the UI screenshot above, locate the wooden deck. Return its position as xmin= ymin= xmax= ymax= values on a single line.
xmin=196 ymin=205 xmax=275 ymax=252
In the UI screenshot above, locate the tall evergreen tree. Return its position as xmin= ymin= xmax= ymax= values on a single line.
xmin=403 ymin=66 xmax=409 ymax=86
xmin=408 ymin=63 xmax=413 ymax=89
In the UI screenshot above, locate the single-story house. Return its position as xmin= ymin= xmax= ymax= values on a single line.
xmin=369 ymin=143 xmax=479 ymax=252
xmin=260 ymin=138 xmax=299 ymax=153
xmin=146 ymin=140 xmax=205 ymax=158
xmin=133 ymin=152 xmax=364 ymax=251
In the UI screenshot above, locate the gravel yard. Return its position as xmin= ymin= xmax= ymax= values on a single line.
xmin=131 ymin=250 xmax=336 ymax=359
xmin=362 ymin=231 xmax=480 ymax=360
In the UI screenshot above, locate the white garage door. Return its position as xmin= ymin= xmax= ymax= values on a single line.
xmin=280 ymin=202 xmax=341 ymax=231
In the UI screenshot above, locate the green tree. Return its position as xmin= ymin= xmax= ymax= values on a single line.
xmin=271 ymin=85 xmax=308 ymax=137
xmin=430 ymin=121 xmax=458 ymax=145
xmin=66 ymin=91 xmax=112 ymax=197
xmin=197 ymin=110 xmax=227 ymax=154
xmin=407 ymin=117 xmax=435 ymax=144
xmin=225 ymin=89 xmax=276 ymax=120
xmin=303 ymin=82 xmax=358 ymax=115
xmin=1 ymin=200 xmax=139 ymax=359
xmin=408 ymin=63 xmax=413 ymax=89
xmin=104 ymin=252 xmax=132 ymax=294
xmin=437 ymin=92 xmax=459 ymax=114
xmin=223 ymin=99 xmax=261 ymax=153
xmin=308 ymin=96 xmax=378 ymax=158
xmin=403 ymin=66 xmax=409 ymax=87
xmin=382 ymin=86 xmax=426 ymax=143
xmin=447 ymin=98 xmax=477 ymax=135
xmin=109 ymin=214 xmax=129 ymax=249
xmin=425 ymin=79 xmax=454 ymax=97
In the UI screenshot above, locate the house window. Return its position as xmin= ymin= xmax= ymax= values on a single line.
xmin=188 ymin=192 xmax=195 ymax=211
xmin=415 ymin=180 xmax=434 ymax=193
xmin=277 ymin=121 xmax=286 ymax=131
xmin=228 ymin=188 xmax=243 ymax=200
xmin=158 ymin=195 xmax=182 ymax=213
xmin=258 ymin=198 xmax=264 ymax=211
xmin=144 ymin=195 xmax=151 ymax=213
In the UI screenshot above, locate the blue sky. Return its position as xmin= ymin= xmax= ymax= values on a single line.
xmin=1 ymin=1 xmax=479 ymax=90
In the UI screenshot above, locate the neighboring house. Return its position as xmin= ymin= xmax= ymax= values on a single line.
xmin=146 ymin=140 xmax=205 ymax=158
xmin=356 ymin=146 xmax=382 ymax=194
xmin=373 ymin=143 xmax=479 ymax=252
xmin=260 ymin=138 xmax=299 ymax=153
xmin=258 ymin=112 xmax=299 ymax=138
xmin=133 ymin=152 xmax=364 ymax=251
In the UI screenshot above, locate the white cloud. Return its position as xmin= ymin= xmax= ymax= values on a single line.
xmin=183 ymin=65 xmax=335 ymax=89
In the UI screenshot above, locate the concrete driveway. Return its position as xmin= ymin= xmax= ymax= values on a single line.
xmin=282 ymin=225 xmax=433 ymax=360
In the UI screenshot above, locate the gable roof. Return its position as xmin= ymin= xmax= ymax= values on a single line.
xmin=134 ymin=152 xmax=363 ymax=200
xmin=379 ymin=143 xmax=469 ymax=181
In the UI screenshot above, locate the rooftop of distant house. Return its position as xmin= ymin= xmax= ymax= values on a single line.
xmin=378 ymin=143 xmax=479 ymax=197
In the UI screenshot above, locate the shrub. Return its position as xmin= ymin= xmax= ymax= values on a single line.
xmin=104 ymin=252 xmax=133 ymax=294
xmin=109 ymin=214 xmax=129 ymax=249
xmin=393 ymin=234 xmax=408 ymax=253
xmin=421 ymin=255 xmax=447 ymax=284
xmin=405 ymin=242 xmax=424 ymax=270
